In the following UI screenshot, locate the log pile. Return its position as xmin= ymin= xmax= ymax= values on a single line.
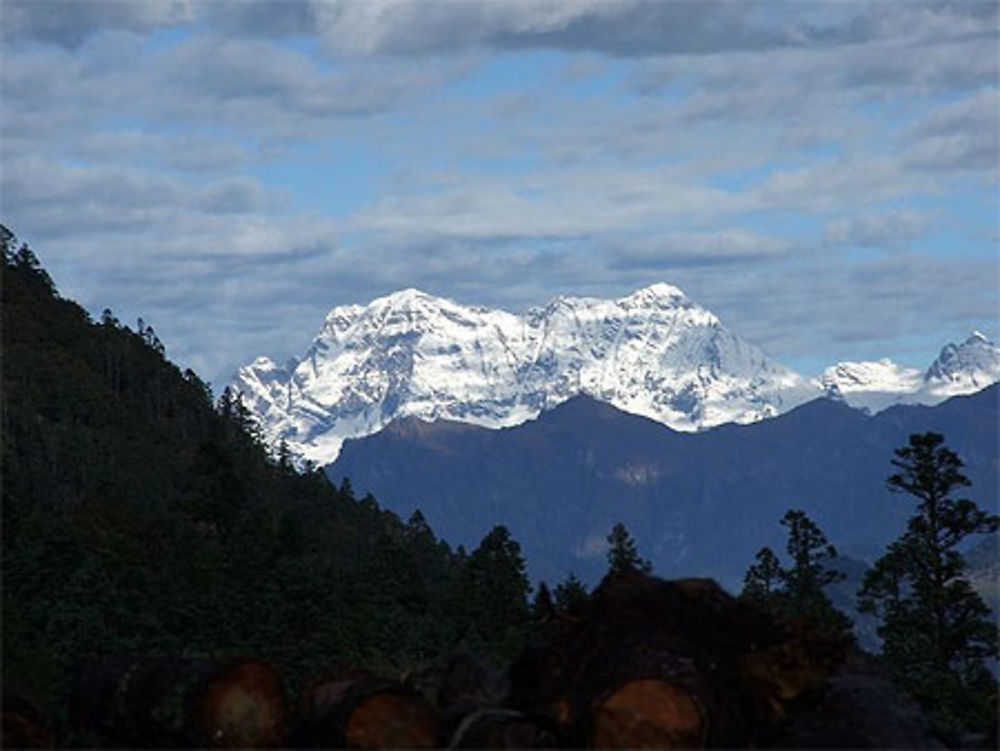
xmin=68 ymin=657 xmax=284 ymax=748
xmin=59 ymin=570 xmax=942 ymax=748
xmin=509 ymin=569 xmax=848 ymax=748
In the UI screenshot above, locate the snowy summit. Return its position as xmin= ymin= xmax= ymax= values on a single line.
xmin=232 ymin=285 xmax=999 ymax=464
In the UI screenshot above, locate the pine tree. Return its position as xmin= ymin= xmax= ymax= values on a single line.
xmin=741 ymin=546 xmax=783 ymax=610
xmin=1 ymin=227 xmax=55 ymax=294
xmin=461 ymin=525 xmax=531 ymax=658
xmin=739 ymin=512 xmax=850 ymax=634
xmin=779 ymin=509 xmax=851 ymax=633
xmin=531 ymin=582 xmax=555 ymax=621
xmin=858 ymin=432 xmax=999 ymax=738
xmin=553 ymin=572 xmax=588 ymax=614
xmin=606 ymin=522 xmax=652 ymax=574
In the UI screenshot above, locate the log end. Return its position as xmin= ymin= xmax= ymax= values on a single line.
xmin=345 ymin=691 xmax=441 ymax=749
xmin=200 ymin=660 xmax=284 ymax=749
xmin=590 ymin=678 xmax=706 ymax=750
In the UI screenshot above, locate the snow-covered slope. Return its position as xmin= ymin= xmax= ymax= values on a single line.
xmin=923 ymin=331 xmax=1000 ymax=396
xmin=820 ymin=359 xmax=924 ymax=412
xmin=820 ymin=332 xmax=1000 ymax=412
xmin=233 ymin=284 xmax=814 ymax=463
xmin=233 ymin=284 xmax=999 ymax=464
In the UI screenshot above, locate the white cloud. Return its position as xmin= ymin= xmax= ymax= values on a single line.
xmin=2 ymin=0 xmax=996 ymax=385
xmin=903 ymin=88 xmax=1000 ymax=174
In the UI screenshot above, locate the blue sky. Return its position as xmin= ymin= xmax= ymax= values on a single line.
xmin=2 ymin=0 xmax=997 ymax=386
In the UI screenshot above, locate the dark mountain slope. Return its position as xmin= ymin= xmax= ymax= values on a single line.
xmin=330 ymin=386 xmax=999 ymax=587
xmin=0 ymin=229 xmax=517 ymax=718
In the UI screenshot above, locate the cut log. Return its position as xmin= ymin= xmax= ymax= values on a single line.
xmin=590 ymin=678 xmax=704 ymax=750
xmin=294 ymin=671 xmax=441 ymax=749
xmin=1 ymin=692 xmax=54 ymax=749
xmin=447 ymin=707 xmax=559 ymax=749
xmin=69 ymin=657 xmax=284 ymax=748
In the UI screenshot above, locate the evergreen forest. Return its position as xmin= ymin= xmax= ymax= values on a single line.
xmin=1 ymin=228 xmax=534 ymax=726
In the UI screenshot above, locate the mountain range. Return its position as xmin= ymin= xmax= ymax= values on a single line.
xmin=232 ymin=284 xmax=1000 ymax=465
xmin=329 ymin=384 xmax=1000 ymax=589
xmin=233 ymin=284 xmax=1000 ymax=464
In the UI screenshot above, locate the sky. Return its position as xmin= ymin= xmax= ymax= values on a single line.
xmin=2 ymin=0 xmax=998 ymax=387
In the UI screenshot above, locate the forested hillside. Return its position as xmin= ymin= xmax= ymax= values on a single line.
xmin=0 ymin=228 xmax=534 ymax=731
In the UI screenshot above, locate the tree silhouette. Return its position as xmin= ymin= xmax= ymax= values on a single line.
xmin=741 ymin=546 xmax=782 ymax=610
xmin=553 ymin=572 xmax=589 ymax=614
xmin=606 ymin=522 xmax=652 ymax=574
xmin=461 ymin=525 xmax=532 ymax=658
xmin=739 ymin=511 xmax=849 ymax=634
xmin=858 ymin=432 xmax=999 ymax=738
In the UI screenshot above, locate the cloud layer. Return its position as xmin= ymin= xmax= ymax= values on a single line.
xmin=2 ymin=0 xmax=997 ymax=384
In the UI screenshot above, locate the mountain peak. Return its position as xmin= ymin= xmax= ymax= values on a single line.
xmin=373 ymin=287 xmax=442 ymax=307
xmin=924 ymin=330 xmax=1000 ymax=394
xmin=233 ymin=284 xmax=813 ymax=462
xmin=623 ymin=282 xmax=689 ymax=304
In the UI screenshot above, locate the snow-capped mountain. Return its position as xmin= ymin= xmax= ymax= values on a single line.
xmin=233 ymin=284 xmax=814 ymax=463
xmin=820 ymin=359 xmax=924 ymax=412
xmin=923 ymin=331 xmax=1000 ymax=396
xmin=821 ymin=359 xmax=923 ymax=395
xmin=232 ymin=283 xmax=999 ymax=464
xmin=821 ymin=332 xmax=1000 ymax=412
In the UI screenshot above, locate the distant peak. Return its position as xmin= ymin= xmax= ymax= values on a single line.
xmin=627 ymin=282 xmax=689 ymax=301
xmin=966 ymin=330 xmax=991 ymax=345
xmin=380 ymin=287 xmax=436 ymax=303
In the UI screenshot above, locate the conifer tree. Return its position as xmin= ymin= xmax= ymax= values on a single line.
xmin=606 ymin=522 xmax=652 ymax=574
xmin=553 ymin=572 xmax=588 ymax=614
xmin=740 ymin=512 xmax=850 ymax=634
xmin=780 ymin=509 xmax=851 ymax=634
xmin=858 ymin=432 xmax=999 ymax=738
xmin=461 ymin=525 xmax=531 ymax=657
xmin=531 ymin=582 xmax=555 ymax=621
xmin=741 ymin=546 xmax=783 ymax=610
